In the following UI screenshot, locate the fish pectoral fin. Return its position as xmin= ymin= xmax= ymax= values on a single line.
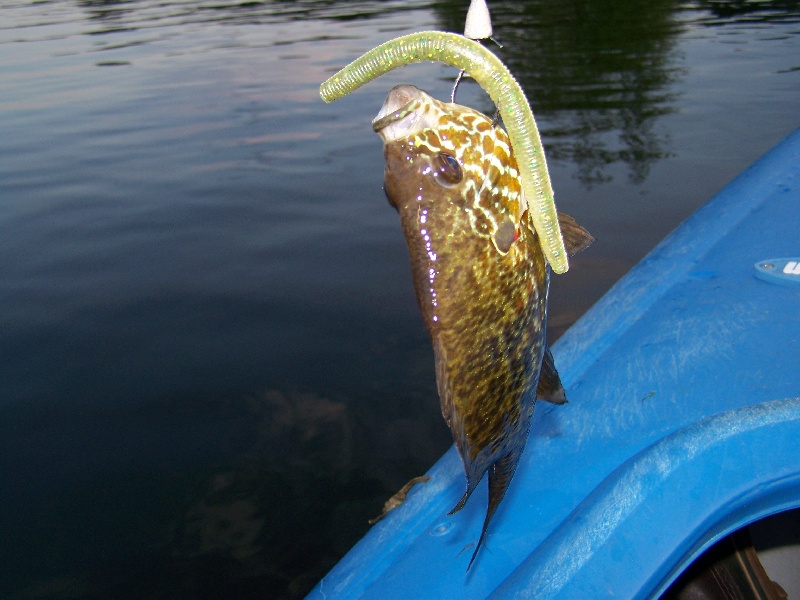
xmin=433 ymin=336 xmax=454 ymax=427
xmin=558 ymin=213 xmax=595 ymax=257
xmin=467 ymin=451 xmax=520 ymax=571
xmin=436 ymin=336 xmax=477 ymax=518
xmin=447 ymin=466 xmax=486 ymax=517
xmin=448 ymin=489 xmax=470 ymax=516
xmin=537 ymin=346 xmax=568 ymax=405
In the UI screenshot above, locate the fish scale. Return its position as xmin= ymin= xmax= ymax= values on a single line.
xmin=413 ymin=123 xmax=521 ymax=247
xmin=373 ymin=85 xmax=593 ymax=569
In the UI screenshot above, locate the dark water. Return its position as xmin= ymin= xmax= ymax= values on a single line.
xmin=1 ymin=1 xmax=798 ymax=597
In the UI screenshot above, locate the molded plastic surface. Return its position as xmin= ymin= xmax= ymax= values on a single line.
xmin=755 ymin=257 xmax=800 ymax=287
xmin=308 ymin=128 xmax=800 ymax=599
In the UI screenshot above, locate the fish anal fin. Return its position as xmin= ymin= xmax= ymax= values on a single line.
xmin=466 ymin=450 xmax=520 ymax=571
xmin=537 ymin=346 xmax=567 ymax=405
xmin=557 ymin=213 xmax=595 ymax=257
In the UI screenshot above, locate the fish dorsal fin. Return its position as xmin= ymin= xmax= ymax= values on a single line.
xmin=557 ymin=213 xmax=595 ymax=257
xmin=537 ymin=346 xmax=567 ymax=405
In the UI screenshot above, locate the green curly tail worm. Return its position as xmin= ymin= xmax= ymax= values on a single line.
xmin=320 ymin=31 xmax=569 ymax=274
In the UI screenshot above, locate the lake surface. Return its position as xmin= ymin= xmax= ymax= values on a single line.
xmin=1 ymin=1 xmax=798 ymax=597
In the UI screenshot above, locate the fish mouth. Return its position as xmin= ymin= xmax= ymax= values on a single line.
xmin=372 ymin=85 xmax=427 ymax=143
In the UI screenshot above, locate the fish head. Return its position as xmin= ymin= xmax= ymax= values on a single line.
xmin=373 ymin=85 xmax=525 ymax=256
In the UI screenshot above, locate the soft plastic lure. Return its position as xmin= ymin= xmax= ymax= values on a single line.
xmin=320 ymin=31 xmax=569 ymax=274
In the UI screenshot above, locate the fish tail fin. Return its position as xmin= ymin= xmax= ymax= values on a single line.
xmin=466 ymin=450 xmax=520 ymax=571
xmin=557 ymin=213 xmax=595 ymax=257
xmin=537 ymin=345 xmax=567 ymax=405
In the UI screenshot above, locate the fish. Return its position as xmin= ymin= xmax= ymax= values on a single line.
xmin=372 ymin=85 xmax=593 ymax=569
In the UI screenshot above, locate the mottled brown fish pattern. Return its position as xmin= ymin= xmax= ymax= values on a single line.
xmin=373 ymin=85 xmax=593 ymax=569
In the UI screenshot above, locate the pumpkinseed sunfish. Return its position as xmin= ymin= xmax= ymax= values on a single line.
xmin=372 ymin=85 xmax=593 ymax=569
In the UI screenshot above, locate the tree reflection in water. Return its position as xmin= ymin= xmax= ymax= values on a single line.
xmin=436 ymin=0 xmax=681 ymax=187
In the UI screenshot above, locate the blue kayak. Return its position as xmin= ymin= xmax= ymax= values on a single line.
xmin=307 ymin=128 xmax=800 ymax=599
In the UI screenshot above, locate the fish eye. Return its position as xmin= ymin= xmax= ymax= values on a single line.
xmin=432 ymin=152 xmax=463 ymax=186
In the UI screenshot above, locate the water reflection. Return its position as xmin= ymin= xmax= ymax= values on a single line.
xmin=74 ymin=0 xmax=431 ymax=30
xmin=693 ymin=0 xmax=800 ymax=23
xmin=434 ymin=0 xmax=682 ymax=187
